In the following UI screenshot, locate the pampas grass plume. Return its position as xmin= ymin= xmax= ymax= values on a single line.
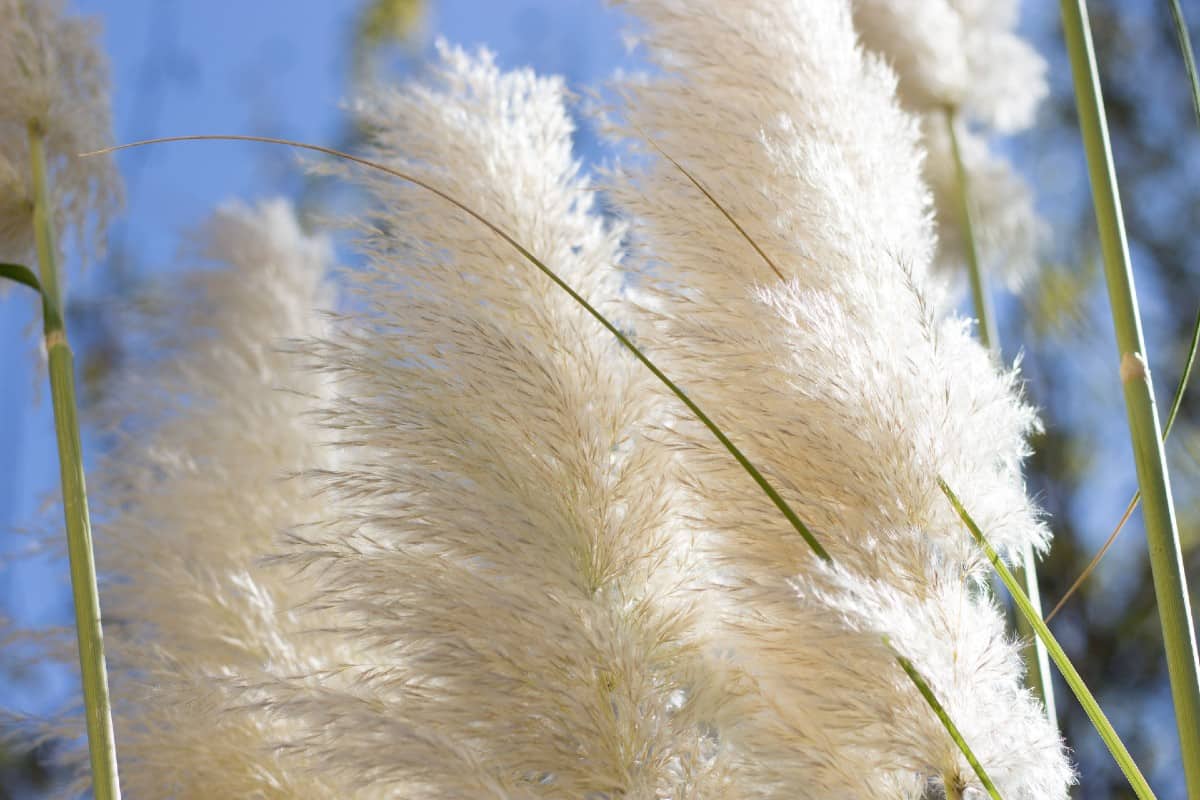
xmin=93 ymin=199 xmax=349 ymax=798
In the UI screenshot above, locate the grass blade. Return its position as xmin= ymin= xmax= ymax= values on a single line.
xmin=632 ymin=127 xmax=786 ymax=282
xmin=939 ymin=477 xmax=1155 ymax=800
xmin=886 ymin=637 xmax=1003 ymax=800
xmin=0 ymin=262 xmax=42 ymax=294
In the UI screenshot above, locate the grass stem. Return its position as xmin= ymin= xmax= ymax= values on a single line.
xmin=1047 ymin=0 xmax=1200 ymax=625
xmin=944 ymin=110 xmax=997 ymax=352
xmin=28 ymin=121 xmax=121 ymax=800
xmin=1059 ymin=2 xmax=1200 ymax=789
xmin=944 ymin=109 xmax=1056 ymax=727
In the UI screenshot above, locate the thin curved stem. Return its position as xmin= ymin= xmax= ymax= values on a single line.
xmin=86 ymin=133 xmax=830 ymax=561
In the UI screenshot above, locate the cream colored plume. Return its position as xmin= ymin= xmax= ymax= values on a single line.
xmin=268 ymin=44 xmax=743 ymax=797
xmin=608 ymin=0 xmax=1071 ymax=795
xmin=48 ymin=1 xmax=1077 ymax=795
xmin=92 ymin=199 xmax=350 ymax=798
xmin=0 ymin=0 xmax=120 ymax=267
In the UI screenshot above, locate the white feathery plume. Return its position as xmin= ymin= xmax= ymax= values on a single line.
xmin=272 ymin=44 xmax=743 ymax=797
xmin=91 ymin=199 xmax=350 ymax=798
xmin=608 ymin=0 xmax=1071 ymax=796
xmin=0 ymin=0 xmax=120 ymax=267
xmin=851 ymin=0 xmax=1045 ymax=288
xmin=851 ymin=0 xmax=1045 ymax=131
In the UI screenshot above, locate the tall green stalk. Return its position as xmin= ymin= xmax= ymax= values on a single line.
xmin=945 ymin=111 xmax=998 ymax=353
xmin=944 ymin=109 xmax=1056 ymax=727
xmin=1060 ymin=1 xmax=1200 ymax=794
xmin=27 ymin=121 xmax=121 ymax=800
xmin=1049 ymin=0 xmax=1200 ymax=626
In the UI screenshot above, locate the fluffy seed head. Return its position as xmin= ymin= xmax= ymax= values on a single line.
xmin=922 ymin=116 xmax=1044 ymax=291
xmin=32 ymin=3 xmax=1074 ymax=795
xmin=271 ymin=44 xmax=745 ymax=797
xmin=851 ymin=0 xmax=1046 ymax=131
xmin=610 ymin=0 xmax=1070 ymax=794
xmin=92 ymin=199 xmax=348 ymax=797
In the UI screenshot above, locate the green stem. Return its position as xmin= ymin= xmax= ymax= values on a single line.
xmin=944 ymin=109 xmax=1056 ymax=726
xmin=28 ymin=121 xmax=121 ymax=800
xmin=1048 ymin=0 xmax=1200 ymax=625
xmin=944 ymin=110 xmax=997 ymax=352
xmin=1060 ymin=3 xmax=1200 ymax=792
xmin=1013 ymin=545 xmax=1056 ymax=722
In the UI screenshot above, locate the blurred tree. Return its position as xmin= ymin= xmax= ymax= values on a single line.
xmin=0 ymin=735 xmax=62 ymax=799
xmin=355 ymin=0 xmax=426 ymax=73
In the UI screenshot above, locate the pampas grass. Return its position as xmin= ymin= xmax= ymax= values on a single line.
xmin=603 ymin=3 xmax=1066 ymax=795
xmin=6 ymin=0 xmax=1200 ymax=796
xmin=90 ymin=199 xmax=350 ymax=798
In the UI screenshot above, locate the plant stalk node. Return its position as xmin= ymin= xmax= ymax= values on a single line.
xmin=1119 ymin=351 xmax=1148 ymax=384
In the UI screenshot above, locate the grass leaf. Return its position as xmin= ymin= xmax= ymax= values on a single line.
xmin=886 ymin=637 xmax=1003 ymax=799
xmin=0 ymin=262 xmax=42 ymax=294
xmin=939 ymin=477 xmax=1156 ymax=800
